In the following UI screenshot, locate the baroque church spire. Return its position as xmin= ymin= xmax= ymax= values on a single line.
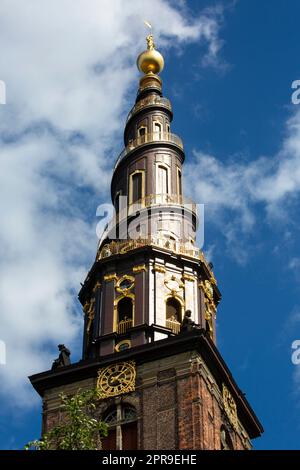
xmin=84 ymin=27 xmax=218 ymax=360
xmin=29 ymin=30 xmax=263 ymax=451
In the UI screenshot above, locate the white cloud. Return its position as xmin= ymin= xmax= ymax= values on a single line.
xmin=185 ymin=108 xmax=300 ymax=263
xmin=0 ymin=1 xmax=224 ymax=408
xmin=288 ymin=258 xmax=300 ymax=279
xmin=289 ymin=258 xmax=300 ymax=269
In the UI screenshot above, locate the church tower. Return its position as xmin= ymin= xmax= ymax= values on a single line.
xmin=29 ymin=33 xmax=263 ymax=450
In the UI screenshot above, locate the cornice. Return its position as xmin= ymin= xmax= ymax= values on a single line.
xmin=29 ymin=329 xmax=262 ymax=439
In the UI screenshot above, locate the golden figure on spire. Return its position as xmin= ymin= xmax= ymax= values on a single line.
xmin=137 ymin=21 xmax=164 ymax=75
xmin=146 ymin=34 xmax=155 ymax=51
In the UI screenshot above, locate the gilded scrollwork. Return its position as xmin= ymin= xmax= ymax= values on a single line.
xmin=83 ymin=297 xmax=96 ymax=335
xmin=116 ymin=275 xmax=135 ymax=295
xmin=92 ymin=281 xmax=101 ymax=293
xmin=182 ymin=273 xmax=195 ymax=282
xmin=104 ymin=273 xmax=118 ymax=282
xmin=199 ymin=279 xmax=217 ymax=337
xmin=222 ymin=384 xmax=238 ymax=430
xmin=153 ymin=264 xmax=166 ymax=273
xmin=133 ymin=264 xmax=147 ymax=273
xmin=164 ymin=275 xmax=184 ymax=294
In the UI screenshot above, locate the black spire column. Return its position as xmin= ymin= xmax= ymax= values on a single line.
xmin=79 ymin=33 xmax=220 ymax=359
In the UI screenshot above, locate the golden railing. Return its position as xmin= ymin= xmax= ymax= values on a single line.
xmin=117 ymin=317 xmax=133 ymax=335
xmin=98 ymin=237 xmax=203 ymax=262
xmin=127 ymin=193 xmax=197 ymax=216
xmin=166 ymin=316 xmax=181 ymax=334
xmin=126 ymin=95 xmax=172 ymax=123
xmin=114 ymin=132 xmax=183 ymax=169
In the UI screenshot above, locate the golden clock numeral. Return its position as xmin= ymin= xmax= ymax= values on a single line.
xmin=97 ymin=361 xmax=136 ymax=397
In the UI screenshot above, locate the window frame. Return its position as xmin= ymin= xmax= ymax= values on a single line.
xmin=156 ymin=163 xmax=170 ymax=199
xmin=165 ymin=295 xmax=183 ymax=323
xmin=176 ymin=166 xmax=182 ymax=198
xmin=102 ymin=404 xmax=138 ymax=450
xmin=137 ymin=125 xmax=147 ymax=143
xmin=153 ymin=120 xmax=162 ymax=139
xmin=114 ymin=293 xmax=135 ymax=333
xmin=128 ymin=170 xmax=145 ymax=206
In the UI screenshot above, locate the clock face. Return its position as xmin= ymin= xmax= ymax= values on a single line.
xmin=97 ymin=361 xmax=136 ymax=398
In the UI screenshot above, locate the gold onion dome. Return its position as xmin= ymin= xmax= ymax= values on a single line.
xmin=137 ymin=34 xmax=164 ymax=75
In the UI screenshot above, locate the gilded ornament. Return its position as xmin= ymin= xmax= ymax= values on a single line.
xmin=153 ymin=264 xmax=166 ymax=273
xmin=104 ymin=273 xmax=118 ymax=282
xmin=92 ymin=281 xmax=101 ymax=292
xmin=133 ymin=264 xmax=147 ymax=273
xmin=146 ymin=34 xmax=155 ymax=50
xmin=137 ymin=30 xmax=164 ymax=75
xmin=182 ymin=273 xmax=195 ymax=282
xmin=222 ymin=384 xmax=238 ymax=430
xmin=164 ymin=275 xmax=184 ymax=293
xmin=83 ymin=297 xmax=96 ymax=334
xmin=199 ymin=279 xmax=216 ymax=339
xmin=116 ymin=275 xmax=135 ymax=294
xmin=97 ymin=361 xmax=136 ymax=398
xmin=199 ymin=280 xmax=216 ymax=313
xmin=115 ymin=339 xmax=131 ymax=353
xmin=210 ymin=273 xmax=217 ymax=286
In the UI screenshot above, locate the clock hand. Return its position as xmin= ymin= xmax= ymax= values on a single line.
xmin=117 ymin=376 xmax=132 ymax=385
xmin=111 ymin=370 xmax=128 ymax=383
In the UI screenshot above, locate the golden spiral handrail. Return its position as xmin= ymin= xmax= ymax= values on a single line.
xmin=126 ymin=95 xmax=172 ymax=123
xmin=114 ymin=132 xmax=183 ymax=169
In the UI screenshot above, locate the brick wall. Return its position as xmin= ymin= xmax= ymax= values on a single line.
xmin=42 ymin=351 xmax=252 ymax=450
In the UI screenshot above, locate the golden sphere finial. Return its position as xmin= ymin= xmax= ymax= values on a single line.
xmin=137 ymin=23 xmax=164 ymax=75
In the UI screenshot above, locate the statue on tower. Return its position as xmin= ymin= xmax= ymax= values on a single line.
xmin=181 ymin=310 xmax=198 ymax=333
xmin=137 ymin=21 xmax=164 ymax=75
xmin=51 ymin=344 xmax=71 ymax=370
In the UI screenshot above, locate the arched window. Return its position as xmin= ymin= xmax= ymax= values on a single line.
xmin=157 ymin=165 xmax=169 ymax=196
xmin=177 ymin=168 xmax=182 ymax=197
xmin=166 ymin=297 xmax=181 ymax=334
xmin=153 ymin=121 xmax=162 ymax=139
xmin=129 ymin=171 xmax=144 ymax=205
xmin=104 ymin=408 xmax=118 ymax=426
xmin=102 ymin=405 xmax=138 ymax=450
xmin=220 ymin=426 xmax=234 ymax=450
xmin=117 ymin=297 xmax=133 ymax=334
xmin=138 ymin=126 xmax=147 ymax=144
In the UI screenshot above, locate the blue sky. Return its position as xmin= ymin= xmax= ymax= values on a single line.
xmin=0 ymin=0 xmax=300 ymax=450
